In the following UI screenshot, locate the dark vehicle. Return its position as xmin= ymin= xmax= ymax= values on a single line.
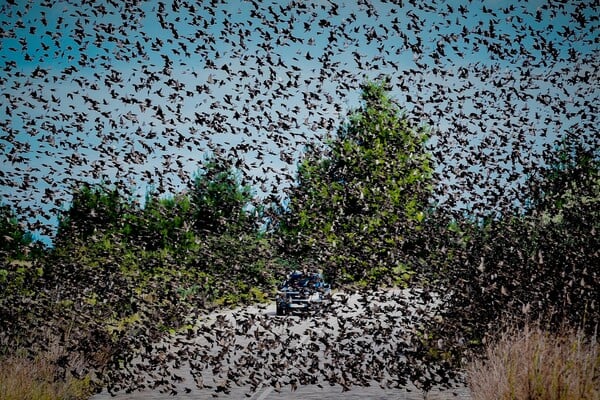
xmin=275 ymin=271 xmax=331 ymax=315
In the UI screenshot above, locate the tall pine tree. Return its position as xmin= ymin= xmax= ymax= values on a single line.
xmin=281 ymin=80 xmax=434 ymax=285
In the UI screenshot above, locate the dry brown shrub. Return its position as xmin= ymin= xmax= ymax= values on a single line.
xmin=0 ymin=345 xmax=93 ymax=400
xmin=467 ymin=324 xmax=599 ymax=400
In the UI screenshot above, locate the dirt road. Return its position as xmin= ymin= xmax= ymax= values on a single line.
xmin=91 ymin=290 xmax=472 ymax=399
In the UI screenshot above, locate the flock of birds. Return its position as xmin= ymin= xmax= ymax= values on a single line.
xmin=99 ymin=289 xmax=461 ymax=397
xmin=1 ymin=0 xmax=597 ymax=237
xmin=0 ymin=0 xmax=597 ymax=396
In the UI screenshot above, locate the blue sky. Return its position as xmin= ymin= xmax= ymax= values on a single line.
xmin=1 ymin=0 xmax=598 ymax=243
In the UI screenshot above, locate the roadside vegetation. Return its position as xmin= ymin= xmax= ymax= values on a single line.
xmin=467 ymin=324 xmax=599 ymax=400
xmin=0 ymin=351 xmax=93 ymax=400
xmin=1 ymin=80 xmax=598 ymax=396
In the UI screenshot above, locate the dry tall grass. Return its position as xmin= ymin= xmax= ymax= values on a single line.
xmin=0 ymin=350 xmax=92 ymax=400
xmin=467 ymin=324 xmax=599 ymax=400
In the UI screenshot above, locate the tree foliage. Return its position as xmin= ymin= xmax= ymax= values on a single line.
xmin=527 ymin=139 xmax=599 ymax=226
xmin=280 ymin=80 xmax=434 ymax=284
xmin=418 ymin=139 xmax=599 ymax=365
xmin=0 ymin=204 xmax=33 ymax=259
xmin=139 ymin=192 xmax=194 ymax=251
xmin=189 ymin=154 xmax=255 ymax=235
xmin=55 ymin=184 xmax=128 ymax=246
xmin=55 ymin=154 xmax=257 ymax=250
xmin=1 ymin=153 xmax=275 ymax=392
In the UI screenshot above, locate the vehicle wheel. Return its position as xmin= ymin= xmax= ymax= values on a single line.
xmin=276 ymin=302 xmax=285 ymax=316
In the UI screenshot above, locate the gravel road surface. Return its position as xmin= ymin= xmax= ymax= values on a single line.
xmin=92 ymin=290 xmax=472 ymax=399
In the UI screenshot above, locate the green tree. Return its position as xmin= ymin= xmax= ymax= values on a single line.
xmin=139 ymin=192 xmax=194 ymax=251
xmin=56 ymin=184 xmax=129 ymax=245
xmin=0 ymin=204 xmax=33 ymax=260
xmin=523 ymin=139 xmax=599 ymax=329
xmin=190 ymin=154 xmax=255 ymax=235
xmin=281 ymin=80 xmax=435 ymax=284
xmin=420 ymin=138 xmax=599 ymax=365
xmin=527 ymin=139 xmax=599 ymax=226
